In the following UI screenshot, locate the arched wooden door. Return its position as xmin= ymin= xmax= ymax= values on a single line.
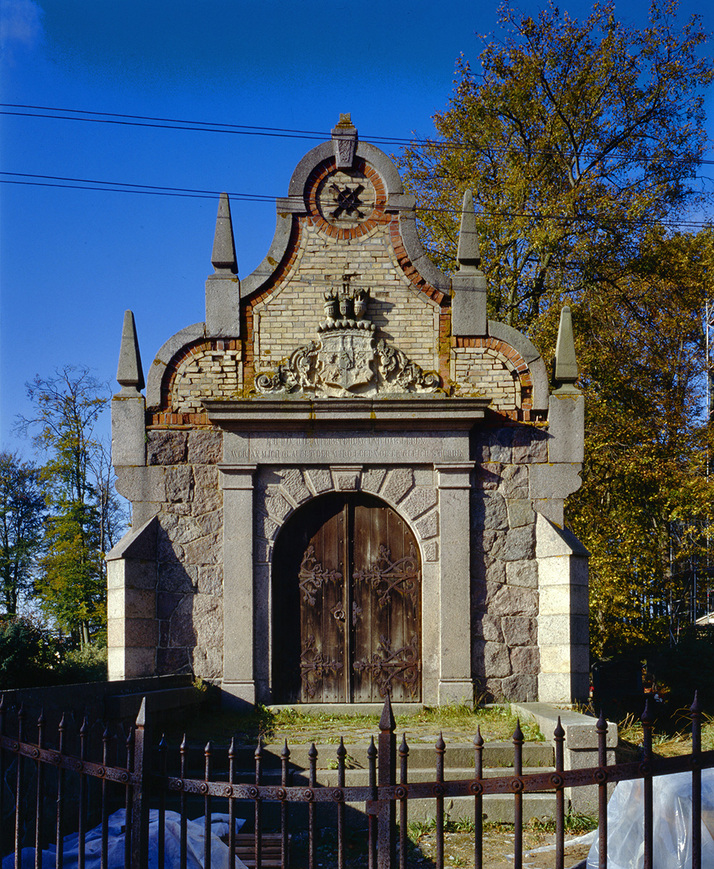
xmin=272 ymin=493 xmax=421 ymax=703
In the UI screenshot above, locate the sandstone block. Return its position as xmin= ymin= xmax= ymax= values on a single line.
xmin=382 ymin=468 xmax=415 ymax=504
xmin=307 ymin=467 xmax=335 ymax=493
xmin=280 ymin=468 xmax=312 ymax=504
xmin=183 ymin=535 xmax=221 ymax=565
xmin=506 ymin=559 xmax=538 ymax=588
xmin=500 ymin=674 xmax=538 ymax=702
xmin=510 ymin=645 xmax=540 ymax=674
xmin=414 ymin=509 xmax=438 ymax=539
xmin=501 ymin=525 xmax=536 ymax=562
xmin=165 ymin=465 xmax=194 ymax=503
xmin=474 ymin=464 xmax=500 ymax=490
xmin=506 ymin=498 xmax=535 ymax=528
xmin=422 ymin=539 xmax=439 ymax=562
xmin=484 ymin=642 xmax=512 ymax=678
xmin=512 ymin=429 xmax=548 ymax=463
xmin=502 ymin=616 xmax=537 ymax=647
xmin=490 ymin=584 xmax=538 ymax=617
xmin=147 ymin=431 xmax=188 ymax=465
xmin=476 ymin=613 xmax=504 ymax=642
xmin=401 ymin=486 xmax=438 ymax=519
xmin=187 ymin=431 xmax=222 ymax=464
xmin=472 ymin=492 xmax=508 ymax=531
xmin=499 ymin=464 xmax=529 ymax=496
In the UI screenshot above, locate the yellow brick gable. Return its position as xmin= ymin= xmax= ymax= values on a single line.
xmin=253 ymin=218 xmax=440 ymax=375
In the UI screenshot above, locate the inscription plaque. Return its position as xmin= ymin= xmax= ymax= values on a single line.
xmin=223 ymin=431 xmax=469 ymax=465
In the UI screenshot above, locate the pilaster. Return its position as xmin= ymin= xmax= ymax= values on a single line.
xmin=220 ymin=464 xmax=257 ymax=708
xmin=436 ymin=463 xmax=475 ymax=705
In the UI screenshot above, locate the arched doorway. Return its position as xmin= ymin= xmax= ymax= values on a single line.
xmin=272 ymin=492 xmax=422 ymax=703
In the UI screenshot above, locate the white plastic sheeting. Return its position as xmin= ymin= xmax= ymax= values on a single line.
xmin=2 ymin=809 xmax=246 ymax=869
xmin=587 ymin=769 xmax=714 ymax=869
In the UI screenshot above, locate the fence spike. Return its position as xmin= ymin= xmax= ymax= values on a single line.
xmin=337 ymin=736 xmax=347 ymax=762
xmin=474 ymin=725 xmax=484 ymax=749
xmin=691 ymin=691 xmax=702 ymax=716
xmin=281 ymin=738 xmax=290 ymax=762
xmin=513 ymin=719 xmax=524 ymax=744
xmin=379 ymin=692 xmax=395 ymax=732
xmin=554 ymin=716 xmax=565 ymax=741
xmin=641 ymin=696 xmax=654 ymax=727
xmin=436 ymin=731 xmax=446 ymax=753
xmin=135 ymin=697 xmax=147 ymax=728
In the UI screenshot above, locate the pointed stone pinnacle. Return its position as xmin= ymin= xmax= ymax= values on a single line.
xmin=457 ymin=189 xmax=481 ymax=270
xmin=554 ymin=305 xmax=579 ymax=386
xmin=116 ymin=309 xmax=145 ymax=393
xmin=211 ymin=193 xmax=238 ymax=275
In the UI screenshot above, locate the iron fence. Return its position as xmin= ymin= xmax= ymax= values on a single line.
xmin=1 ymin=692 xmax=712 ymax=869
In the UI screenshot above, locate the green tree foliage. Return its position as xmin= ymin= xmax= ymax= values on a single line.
xmin=569 ymin=229 xmax=714 ymax=655
xmin=17 ymin=366 xmax=124 ymax=644
xmin=400 ymin=0 xmax=712 ymax=327
xmin=398 ymin=1 xmax=714 ymax=656
xmin=0 ymin=452 xmax=45 ymax=615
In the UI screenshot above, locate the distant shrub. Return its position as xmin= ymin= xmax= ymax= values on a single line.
xmin=650 ymin=634 xmax=714 ymax=714
xmin=0 ymin=617 xmax=59 ymax=689
xmin=0 ymin=616 xmax=107 ymax=688
xmin=59 ymin=643 xmax=107 ymax=683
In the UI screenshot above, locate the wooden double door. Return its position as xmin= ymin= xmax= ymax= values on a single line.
xmin=272 ymin=493 xmax=422 ymax=703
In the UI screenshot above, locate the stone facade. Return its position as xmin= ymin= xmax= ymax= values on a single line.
xmin=108 ymin=115 xmax=589 ymax=707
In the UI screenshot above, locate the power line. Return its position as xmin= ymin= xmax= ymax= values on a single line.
xmin=0 ymin=103 xmax=417 ymax=146
xmin=2 ymin=103 xmax=713 ymax=164
xmin=1 ymin=171 xmax=711 ymax=229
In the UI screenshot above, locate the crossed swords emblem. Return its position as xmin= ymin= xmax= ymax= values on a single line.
xmin=330 ymin=183 xmax=365 ymax=219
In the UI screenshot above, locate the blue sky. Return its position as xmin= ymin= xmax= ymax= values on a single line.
xmin=1 ymin=0 xmax=713 ymax=459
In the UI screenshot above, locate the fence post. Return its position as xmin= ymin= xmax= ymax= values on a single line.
xmin=377 ymin=693 xmax=396 ymax=869
xmin=131 ymin=697 xmax=150 ymax=868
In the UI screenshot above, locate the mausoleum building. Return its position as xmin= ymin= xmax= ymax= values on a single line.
xmin=108 ymin=115 xmax=589 ymax=708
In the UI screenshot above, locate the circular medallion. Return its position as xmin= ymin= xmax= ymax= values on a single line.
xmin=315 ymin=170 xmax=376 ymax=227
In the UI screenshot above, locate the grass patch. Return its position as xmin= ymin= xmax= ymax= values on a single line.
xmin=616 ymin=709 xmax=714 ymax=760
xmin=161 ymin=702 xmax=543 ymax=746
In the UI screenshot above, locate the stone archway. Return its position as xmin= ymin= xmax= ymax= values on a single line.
xmin=271 ymin=492 xmax=422 ymax=703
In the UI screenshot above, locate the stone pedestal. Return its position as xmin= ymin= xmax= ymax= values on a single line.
xmin=536 ymin=514 xmax=590 ymax=703
xmin=106 ymin=518 xmax=158 ymax=680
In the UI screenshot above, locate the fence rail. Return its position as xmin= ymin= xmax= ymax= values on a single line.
xmin=1 ymin=692 xmax=711 ymax=869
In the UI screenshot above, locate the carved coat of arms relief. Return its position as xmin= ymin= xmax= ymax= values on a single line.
xmin=255 ymin=279 xmax=440 ymax=397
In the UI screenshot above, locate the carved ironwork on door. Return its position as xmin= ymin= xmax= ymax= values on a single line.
xmin=300 ymin=635 xmax=344 ymax=700
xmin=272 ymin=493 xmax=422 ymax=703
xmin=298 ymin=545 xmax=342 ymax=606
xmin=353 ymin=634 xmax=421 ymax=699
xmin=353 ymin=542 xmax=419 ymax=606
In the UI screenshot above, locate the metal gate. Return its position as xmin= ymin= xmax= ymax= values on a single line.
xmin=272 ymin=492 xmax=422 ymax=703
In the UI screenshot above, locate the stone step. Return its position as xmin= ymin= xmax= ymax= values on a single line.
xmin=406 ymin=792 xmax=558 ymax=823
xmin=291 ymin=766 xmax=555 ymax=788
xmin=184 ymin=741 xmax=554 ymax=772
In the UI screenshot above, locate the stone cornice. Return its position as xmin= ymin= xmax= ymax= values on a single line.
xmin=204 ymin=396 xmax=489 ymax=431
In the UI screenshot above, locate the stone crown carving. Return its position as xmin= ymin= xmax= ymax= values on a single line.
xmin=255 ymin=278 xmax=440 ymax=397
